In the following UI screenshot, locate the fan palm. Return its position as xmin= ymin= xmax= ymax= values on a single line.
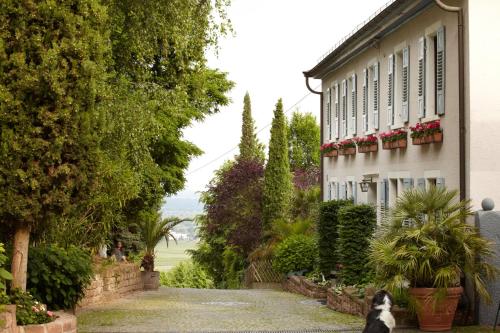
xmin=370 ymin=186 xmax=497 ymax=302
xmin=139 ymin=215 xmax=189 ymax=272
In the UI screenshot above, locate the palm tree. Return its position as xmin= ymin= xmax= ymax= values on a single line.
xmin=370 ymin=186 xmax=497 ymax=302
xmin=139 ymin=215 xmax=190 ymax=272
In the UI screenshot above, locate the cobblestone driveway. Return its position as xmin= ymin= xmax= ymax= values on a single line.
xmin=77 ymin=287 xmax=364 ymax=333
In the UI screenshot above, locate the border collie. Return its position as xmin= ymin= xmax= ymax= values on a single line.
xmin=362 ymin=290 xmax=396 ymax=333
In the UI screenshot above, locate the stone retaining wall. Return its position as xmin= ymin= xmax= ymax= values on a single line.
xmin=283 ymin=276 xmax=328 ymax=299
xmin=1 ymin=308 xmax=76 ymax=333
xmin=79 ymin=262 xmax=143 ymax=308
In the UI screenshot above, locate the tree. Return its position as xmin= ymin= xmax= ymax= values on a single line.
xmin=238 ymin=93 xmax=264 ymax=161
xmin=262 ymin=99 xmax=292 ymax=231
xmin=287 ymin=111 xmax=320 ymax=171
xmin=0 ymin=0 xmax=110 ymax=290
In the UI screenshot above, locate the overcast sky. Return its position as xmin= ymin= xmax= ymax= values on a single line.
xmin=170 ymin=0 xmax=389 ymax=200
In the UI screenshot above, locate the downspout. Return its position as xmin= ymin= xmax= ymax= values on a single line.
xmin=433 ymin=0 xmax=465 ymax=202
xmin=304 ymin=76 xmax=323 ymax=199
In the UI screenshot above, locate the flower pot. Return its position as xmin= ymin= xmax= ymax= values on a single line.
xmin=423 ymin=135 xmax=433 ymax=144
xmin=358 ymin=145 xmax=367 ymax=153
xmin=338 ymin=149 xmax=345 ymax=155
xmin=382 ymin=141 xmax=391 ymax=150
xmin=141 ymin=271 xmax=160 ymax=290
xmin=398 ymin=138 xmax=407 ymax=148
xmin=409 ymin=287 xmax=463 ymax=332
xmin=390 ymin=141 xmax=398 ymax=149
xmin=433 ymin=131 xmax=443 ymax=143
xmin=369 ymin=144 xmax=378 ymax=152
xmin=412 ymin=137 xmax=422 ymax=145
xmin=324 ymin=150 xmax=338 ymax=157
xmin=344 ymin=147 xmax=356 ymax=155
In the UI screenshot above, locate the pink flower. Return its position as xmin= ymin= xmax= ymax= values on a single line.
xmin=47 ymin=311 xmax=54 ymax=317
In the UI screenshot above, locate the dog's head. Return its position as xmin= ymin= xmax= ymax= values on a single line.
xmin=371 ymin=290 xmax=394 ymax=311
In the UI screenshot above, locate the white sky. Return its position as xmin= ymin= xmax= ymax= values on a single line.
xmin=173 ymin=0 xmax=389 ymax=199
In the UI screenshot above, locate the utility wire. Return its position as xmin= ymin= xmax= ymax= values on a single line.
xmin=187 ymin=85 xmax=321 ymax=176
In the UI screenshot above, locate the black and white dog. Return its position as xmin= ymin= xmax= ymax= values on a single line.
xmin=362 ymin=290 xmax=396 ymax=333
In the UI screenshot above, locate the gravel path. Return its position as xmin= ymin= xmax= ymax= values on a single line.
xmin=77 ymin=287 xmax=364 ymax=333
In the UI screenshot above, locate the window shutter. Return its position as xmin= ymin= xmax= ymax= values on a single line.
xmin=379 ymin=180 xmax=386 ymax=211
xmin=402 ymin=47 xmax=410 ymax=122
xmin=362 ymin=69 xmax=368 ymax=132
xmin=335 ymin=83 xmax=339 ymax=139
xmin=402 ymin=178 xmax=414 ymax=191
xmin=437 ymin=26 xmax=446 ymax=115
xmin=387 ymin=54 xmax=394 ymax=127
xmin=351 ymin=73 xmax=357 ymax=135
xmin=373 ymin=62 xmax=380 ymax=129
xmin=417 ymin=178 xmax=426 ymax=190
xmin=326 ymin=88 xmax=331 ymax=140
xmin=327 ymin=182 xmax=331 ymax=200
xmin=353 ymin=181 xmax=358 ymax=204
xmin=336 ymin=182 xmax=340 ymax=200
xmin=384 ymin=179 xmax=389 ymax=208
xmin=342 ymin=80 xmax=348 ymax=137
xmin=436 ymin=177 xmax=445 ymax=188
xmin=418 ymin=37 xmax=426 ymax=118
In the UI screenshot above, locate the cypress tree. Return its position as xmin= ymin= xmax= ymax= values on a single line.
xmin=262 ymin=99 xmax=292 ymax=231
xmin=238 ymin=93 xmax=264 ymax=161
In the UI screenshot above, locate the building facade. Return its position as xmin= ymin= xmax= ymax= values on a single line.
xmin=304 ymin=0 xmax=500 ymax=216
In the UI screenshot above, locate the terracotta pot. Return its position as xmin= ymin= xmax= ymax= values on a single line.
xmin=382 ymin=141 xmax=391 ymax=150
xmin=141 ymin=271 xmax=160 ymax=290
xmin=398 ymin=138 xmax=407 ymax=148
xmin=409 ymin=287 xmax=463 ymax=332
xmin=412 ymin=137 xmax=422 ymax=145
xmin=390 ymin=141 xmax=398 ymax=149
xmin=423 ymin=135 xmax=433 ymax=143
xmin=338 ymin=149 xmax=345 ymax=155
xmin=358 ymin=145 xmax=366 ymax=153
xmin=324 ymin=150 xmax=338 ymax=157
xmin=369 ymin=144 xmax=378 ymax=152
xmin=433 ymin=131 xmax=443 ymax=143
xmin=344 ymin=147 xmax=356 ymax=155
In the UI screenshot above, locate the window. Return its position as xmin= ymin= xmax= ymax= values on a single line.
xmin=326 ymin=88 xmax=331 ymax=141
xmin=391 ymin=47 xmax=410 ymax=127
xmin=341 ymin=79 xmax=348 ymax=138
xmin=334 ymin=83 xmax=340 ymax=139
xmin=419 ymin=26 xmax=445 ymax=118
xmin=350 ymin=74 xmax=357 ymax=136
xmin=368 ymin=62 xmax=380 ymax=130
xmin=362 ymin=69 xmax=369 ymax=132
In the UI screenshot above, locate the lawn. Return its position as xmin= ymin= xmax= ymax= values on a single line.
xmin=154 ymin=239 xmax=198 ymax=271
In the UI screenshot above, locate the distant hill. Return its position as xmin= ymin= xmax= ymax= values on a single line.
xmin=161 ymin=190 xmax=204 ymax=219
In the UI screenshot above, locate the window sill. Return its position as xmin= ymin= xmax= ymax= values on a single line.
xmin=390 ymin=123 xmax=406 ymax=130
xmin=364 ymin=129 xmax=377 ymax=136
xmin=420 ymin=114 xmax=440 ymax=123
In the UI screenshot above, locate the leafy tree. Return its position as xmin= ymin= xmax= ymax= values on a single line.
xmin=0 ymin=0 xmax=110 ymax=290
xmin=238 ymin=93 xmax=264 ymax=161
xmin=287 ymin=111 xmax=320 ymax=171
xmin=262 ymin=99 xmax=292 ymax=231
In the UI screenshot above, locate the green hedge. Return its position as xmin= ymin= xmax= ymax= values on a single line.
xmin=27 ymin=245 xmax=93 ymax=310
xmin=318 ymin=200 xmax=352 ymax=275
xmin=337 ymin=204 xmax=376 ymax=285
xmin=272 ymin=235 xmax=318 ymax=274
xmin=160 ymin=260 xmax=214 ymax=289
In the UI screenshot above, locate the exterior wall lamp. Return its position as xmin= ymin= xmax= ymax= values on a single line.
xmin=360 ymin=177 xmax=373 ymax=193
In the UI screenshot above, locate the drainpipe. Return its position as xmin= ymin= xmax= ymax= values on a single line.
xmin=433 ymin=0 xmax=465 ymax=202
xmin=304 ymin=76 xmax=323 ymax=199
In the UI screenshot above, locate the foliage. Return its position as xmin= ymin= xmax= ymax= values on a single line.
xmin=338 ymin=204 xmax=376 ymax=285
xmin=287 ymin=111 xmax=320 ymax=171
xmin=320 ymin=143 xmax=338 ymax=155
xmin=0 ymin=243 xmax=12 ymax=293
xmin=160 ymin=261 xmax=214 ymax=289
xmin=410 ymin=119 xmax=442 ymax=138
xmin=262 ymin=99 xmax=293 ymax=231
xmin=272 ymin=235 xmax=318 ymax=274
xmin=138 ymin=214 xmax=186 ymax=272
xmin=317 ymin=200 xmax=352 ymax=276
xmin=291 ymin=185 xmax=320 ymax=222
xmin=27 ymin=245 xmax=93 ymax=310
xmin=379 ymin=129 xmax=407 ymax=143
xmin=338 ymin=139 xmax=356 ymax=149
xmin=370 ymin=187 xmax=498 ymax=302
xmin=354 ymin=135 xmax=378 ymax=147
xmin=238 ymin=93 xmax=265 ymax=162
xmin=222 ymin=247 xmax=246 ymax=289
xmin=9 ymin=289 xmax=54 ymax=325
xmin=292 ymin=167 xmax=320 ymax=191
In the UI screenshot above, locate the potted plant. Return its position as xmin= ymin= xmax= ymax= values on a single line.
xmin=379 ymin=129 xmax=407 ymax=150
xmin=338 ymin=139 xmax=356 ymax=155
xmin=410 ymin=120 xmax=443 ymax=145
xmin=370 ymin=187 xmax=497 ymax=331
xmin=139 ymin=214 xmax=187 ymax=290
xmin=320 ymin=142 xmax=338 ymax=157
xmin=354 ymin=135 xmax=378 ymax=153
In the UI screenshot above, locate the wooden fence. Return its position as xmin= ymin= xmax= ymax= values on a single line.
xmin=244 ymin=260 xmax=282 ymax=287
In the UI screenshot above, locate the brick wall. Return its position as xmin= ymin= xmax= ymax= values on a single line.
xmin=1 ymin=308 xmax=76 ymax=333
xmin=79 ymin=262 xmax=143 ymax=308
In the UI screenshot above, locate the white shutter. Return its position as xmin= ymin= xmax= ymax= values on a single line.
xmin=402 ymin=178 xmax=414 ymax=191
xmin=387 ymin=54 xmax=394 ymax=127
xmin=326 ymin=88 xmax=331 ymax=140
xmin=362 ymin=68 xmax=368 ymax=132
xmin=342 ymin=80 xmax=347 ymax=138
xmin=402 ymin=47 xmax=410 ymax=123
xmin=418 ymin=37 xmax=426 ymax=118
xmin=437 ymin=26 xmax=446 ymax=115
xmin=334 ymin=83 xmax=339 ymax=139
xmin=351 ymin=73 xmax=357 ymax=135
xmin=436 ymin=177 xmax=445 ymax=188
xmin=417 ymin=178 xmax=426 ymax=190
xmin=373 ymin=62 xmax=379 ymax=129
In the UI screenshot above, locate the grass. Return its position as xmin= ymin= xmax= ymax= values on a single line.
xmin=154 ymin=239 xmax=197 ymax=271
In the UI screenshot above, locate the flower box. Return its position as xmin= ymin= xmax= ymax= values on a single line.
xmin=355 ymin=135 xmax=378 ymax=154
xmin=338 ymin=139 xmax=356 ymax=156
xmin=320 ymin=142 xmax=339 ymax=157
xmin=324 ymin=149 xmax=338 ymax=157
xmin=358 ymin=144 xmax=378 ymax=153
xmin=341 ymin=147 xmax=356 ymax=155
xmin=380 ymin=129 xmax=407 ymax=150
xmin=410 ymin=120 xmax=443 ymax=145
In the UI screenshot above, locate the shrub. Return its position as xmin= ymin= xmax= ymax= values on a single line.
xmin=337 ymin=204 xmax=376 ymax=285
xmin=27 ymin=245 xmax=93 ymax=310
xmin=160 ymin=261 xmax=214 ymax=289
xmin=222 ymin=248 xmax=245 ymax=289
xmin=0 ymin=243 xmax=12 ymax=296
xmin=317 ymin=200 xmax=352 ymax=275
xmin=9 ymin=289 xmax=54 ymax=325
xmin=272 ymin=235 xmax=318 ymax=274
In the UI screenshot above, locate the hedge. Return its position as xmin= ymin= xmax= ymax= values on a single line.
xmin=318 ymin=200 xmax=352 ymax=275
xmin=337 ymin=204 xmax=376 ymax=285
xmin=272 ymin=235 xmax=318 ymax=274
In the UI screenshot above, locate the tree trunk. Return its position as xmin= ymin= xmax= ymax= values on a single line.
xmin=11 ymin=225 xmax=30 ymax=291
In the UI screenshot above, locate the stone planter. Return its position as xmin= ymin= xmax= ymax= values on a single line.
xmin=0 ymin=305 xmax=16 ymax=333
xmin=142 ymin=271 xmax=160 ymax=290
xmin=1 ymin=310 xmax=77 ymax=333
xmin=323 ymin=150 xmax=338 ymax=157
xmin=283 ymin=276 xmax=328 ymax=299
xmin=358 ymin=144 xmax=378 ymax=153
xmin=409 ymin=287 xmax=463 ymax=332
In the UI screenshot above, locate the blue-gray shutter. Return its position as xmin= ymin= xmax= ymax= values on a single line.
xmin=418 ymin=37 xmax=426 ymax=118
xmin=327 ymin=182 xmax=332 ymax=200
xmin=373 ymin=62 xmax=380 ymax=129
xmin=362 ymin=69 xmax=368 ymax=132
xmin=417 ymin=178 xmax=426 ymax=190
xmin=336 ymin=182 xmax=340 ymax=200
xmin=436 ymin=26 xmax=446 ymax=115
xmin=436 ymin=177 xmax=445 ymax=188
xmin=340 ymin=182 xmax=346 ymax=200
xmin=387 ymin=54 xmax=394 ymax=127
xmin=353 ymin=181 xmax=358 ymax=204
xmin=384 ymin=179 xmax=389 ymax=208
xmin=402 ymin=178 xmax=414 ymax=191
xmin=351 ymin=73 xmax=357 ymax=135
xmin=379 ymin=180 xmax=387 ymax=210
xmin=402 ymin=47 xmax=410 ymax=122
xmin=326 ymin=88 xmax=331 ymax=140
